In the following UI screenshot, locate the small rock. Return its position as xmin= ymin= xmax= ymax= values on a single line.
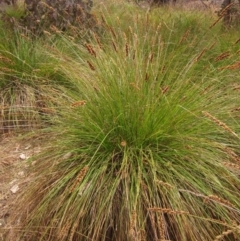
xmin=18 ymin=171 xmax=25 ymax=177
xmin=19 ymin=153 xmax=26 ymax=160
xmin=10 ymin=184 xmax=19 ymax=194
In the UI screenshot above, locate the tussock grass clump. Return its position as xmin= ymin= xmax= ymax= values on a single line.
xmin=6 ymin=4 xmax=240 ymax=241
xmin=0 ymin=27 xmax=72 ymax=133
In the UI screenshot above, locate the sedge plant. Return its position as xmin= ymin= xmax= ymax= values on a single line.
xmin=6 ymin=3 xmax=240 ymax=241
xmin=0 ymin=23 xmax=75 ymax=133
xmin=0 ymin=0 xmax=96 ymax=134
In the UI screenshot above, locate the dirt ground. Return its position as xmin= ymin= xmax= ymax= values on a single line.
xmin=0 ymin=133 xmax=41 ymax=240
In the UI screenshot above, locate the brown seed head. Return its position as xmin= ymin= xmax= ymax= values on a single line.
xmin=85 ymin=43 xmax=97 ymax=57
xmin=214 ymin=51 xmax=231 ymax=61
xmin=71 ymin=100 xmax=87 ymax=108
xmin=202 ymin=111 xmax=238 ymax=137
xmin=87 ymin=61 xmax=95 ymax=71
xmin=204 ymin=194 xmax=234 ymax=207
xmin=69 ymin=166 xmax=89 ymax=194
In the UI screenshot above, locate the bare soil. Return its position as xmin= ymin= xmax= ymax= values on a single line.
xmin=0 ymin=134 xmax=41 ymax=240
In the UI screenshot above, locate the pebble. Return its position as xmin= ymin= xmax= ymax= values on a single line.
xmin=19 ymin=153 xmax=26 ymax=160
xmin=10 ymin=184 xmax=19 ymax=194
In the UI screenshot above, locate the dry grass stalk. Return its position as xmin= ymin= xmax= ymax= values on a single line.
xmin=128 ymin=26 xmax=133 ymax=35
xmin=214 ymin=51 xmax=231 ymax=61
xmin=130 ymin=82 xmax=140 ymax=91
xmin=188 ymin=214 xmax=231 ymax=228
xmin=155 ymin=23 xmax=161 ymax=35
xmin=161 ymin=66 xmax=166 ymax=73
xmin=201 ymin=84 xmax=213 ymax=95
xmin=219 ymin=62 xmax=240 ymax=70
xmin=71 ymin=100 xmax=87 ymax=108
xmin=148 ymin=208 xmax=188 ymax=215
xmin=204 ymin=195 xmax=234 ymax=207
xmin=0 ymin=67 xmax=13 ymax=72
xmin=157 ymin=213 xmax=166 ymax=240
xmin=179 ymin=189 xmax=236 ymax=211
xmin=209 ymin=14 xmax=224 ymax=29
xmin=75 ymin=16 xmax=82 ymax=27
xmin=93 ymin=33 xmax=102 ymax=49
xmin=223 ymin=162 xmax=240 ymax=170
xmin=67 ymin=36 xmax=75 ymax=41
xmin=87 ymin=60 xmax=95 ymax=71
xmin=85 ymin=43 xmax=97 ymax=57
xmin=225 ymin=147 xmax=240 ymax=163
xmin=145 ymin=72 xmax=149 ymax=81
xmin=130 ymin=210 xmax=136 ymax=229
xmin=67 ymin=25 xmax=79 ymax=38
xmin=161 ymin=86 xmax=169 ymax=95
xmin=0 ymin=56 xmax=13 ymax=65
xmin=20 ymin=33 xmax=31 ymax=41
xmin=214 ymin=225 xmax=240 ymax=241
xmin=155 ymin=180 xmax=173 ymax=189
xmin=112 ymin=41 xmax=118 ymax=53
xmin=139 ymin=228 xmax=147 ymax=241
xmin=219 ymin=3 xmax=236 ymax=17
xmin=76 ymin=5 xmax=84 ymax=16
xmin=58 ymin=222 xmax=71 ymax=240
xmin=122 ymin=31 xmax=128 ymax=41
xmin=235 ymin=38 xmax=240 ymax=45
xmin=179 ymin=29 xmax=191 ymax=44
xmin=50 ymin=25 xmax=62 ymax=34
xmin=132 ymin=51 xmax=136 ymax=60
xmin=108 ymin=26 xmax=117 ymax=39
xmin=39 ymin=107 xmax=55 ymax=114
xmin=147 ymin=211 xmax=159 ymax=240
xmin=100 ymin=14 xmax=107 ymax=25
xmin=133 ymin=33 xmax=138 ymax=49
xmin=125 ymin=42 xmax=129 ymax=57
xmin=179 ymin=189 xmax=205 ymax=199
xmin=69 ymin=222 xmax=78 ymax=241
xmin=146 ymin=13 xmax=149 ymax=28
xmin=43 ymin=30 xmax=51 ymax=36
xmin=69 ymin=166 xmax=89 ymax=194
xmin=232 ymin=83 xmax=240 ymax=91
xmin=195 ymin=48 xmax=207 ymax=62
xmin=129 ymin=210 xmax=137 ymax=240
xmin=214 ymin=229 xmax=234 ymax=241
xmin=209 ymin=3 xmax=234 ymax=29
xmin=208 ymin=42 xmax=216 ymax=50
xmin=40 ymin=1 xmax=55 ymax=12
xmin=202 ymin=111 xmax=238 ymax=137
xmin=148 ymin=52 xmax=154 ymax=63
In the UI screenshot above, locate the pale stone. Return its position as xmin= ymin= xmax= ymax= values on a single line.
xmin=19 ymin=153 xmax=26 ymax=160
xmin=10 ymin=184 xmax=19 ymax=194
